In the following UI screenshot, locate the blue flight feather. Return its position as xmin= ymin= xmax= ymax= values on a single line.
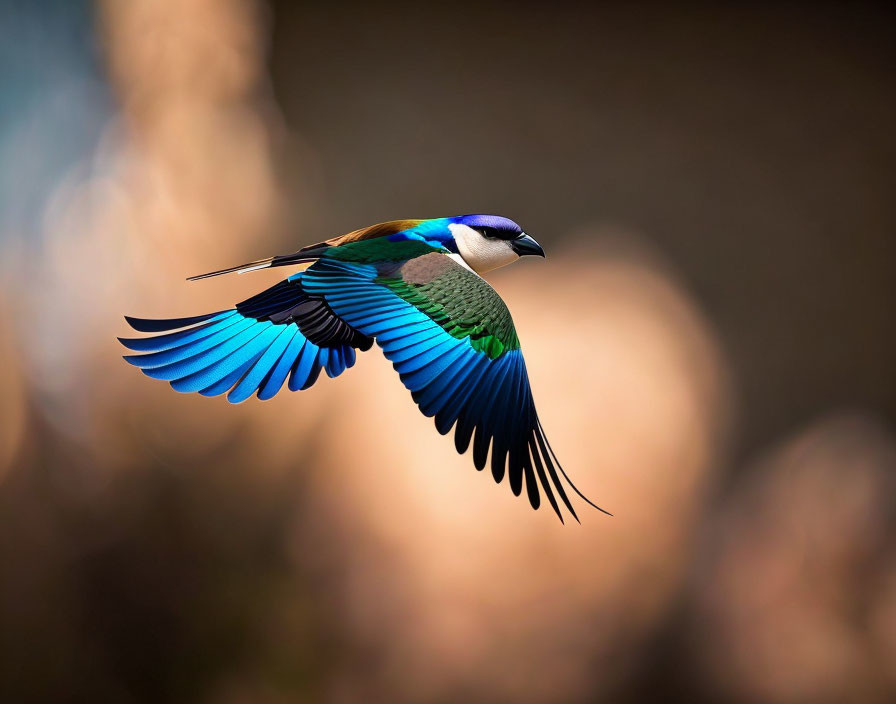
xmin=392 ymin=338 xmax=462 ymax=375
xmin=124 ymin=317 xmax=256 ymax=369
xmin=198 ymin=356 xmax=261 ymax=397
xmin=118 ymin=312 xmax=241 ymax=352
xmin=388 ymin=336 xmax=454 ymax=365
xmin=258 ymin=333 xmax=304 ymax=400
xmin=143 ymin=324 xmax=270 ymax=381
xmin=288 ymin=340 xmax=320 ymax=392
xmin=172 ymin=326 xmax=280 ymax=393
xmin=376 ymin=321 xmax=435 ymax=343
xmin=227 ymin=326 xmax=296 ymax=403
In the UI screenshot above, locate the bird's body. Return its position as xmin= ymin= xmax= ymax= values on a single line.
xmin=120 ymin=215 xmax=607 ymax=522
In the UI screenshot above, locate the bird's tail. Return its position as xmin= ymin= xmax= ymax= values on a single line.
xmin=186 ymin=250 xmax=324 ymax=281
xmin=186 ymin=219 xmax=428 ymax=281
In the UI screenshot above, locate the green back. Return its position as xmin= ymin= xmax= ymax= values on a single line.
xmin=325 ymin=238 xmax=445 ymax=264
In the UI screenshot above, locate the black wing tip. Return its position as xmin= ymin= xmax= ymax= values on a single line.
xmin=443 ymin=414 xmax=609 ymax=523
xmin=555 ymin=496 xmax=580 ymax=525
xmin=547 ymin=500 xmax=570 ymax=525
xmin=535 ymin=416 xmax=613 ymax=521
xmin=556 ymin=462 xmax=613 ymax=517
xmin=123 ymin=315 xmax=162 ymax=332
xmin=123 ymin=312 xmax=222 ymax=333
xmin=550 ymin=492 xmax=609 ymax=524
xmin=445 ymin=431 xmax=606 ymax=524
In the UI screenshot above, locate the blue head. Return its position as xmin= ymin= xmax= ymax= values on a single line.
xmin=396 ymin=214 xmax=544 ymax=273
xmin=446 ymin=214 xmax=545 ymax=273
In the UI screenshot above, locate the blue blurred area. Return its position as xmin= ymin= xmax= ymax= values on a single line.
xmin=0 ymin=0 xmax=111 ymax=244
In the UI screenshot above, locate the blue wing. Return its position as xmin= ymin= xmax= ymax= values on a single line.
xmin=301 ymin=256 xmax=608 ymax=522
xmin=120 ymin=273 xmax=367 ymax=403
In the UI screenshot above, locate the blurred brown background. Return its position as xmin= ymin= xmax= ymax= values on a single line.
xmin=1 ymin=1 xmax=894 ymax=702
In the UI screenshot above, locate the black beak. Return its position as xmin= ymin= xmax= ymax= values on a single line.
xmin=510 ymin=233 xmax=545 ymax=258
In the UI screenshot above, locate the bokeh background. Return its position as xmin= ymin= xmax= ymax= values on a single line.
xmin=1 ymin=1 xmax=894 ymax=702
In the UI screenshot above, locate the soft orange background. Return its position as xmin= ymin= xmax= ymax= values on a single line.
xmin=1 ymin=2 xmax=894 ymax=702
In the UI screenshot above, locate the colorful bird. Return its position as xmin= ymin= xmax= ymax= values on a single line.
xmin=120 ymin=215 xmax=607 ymax=522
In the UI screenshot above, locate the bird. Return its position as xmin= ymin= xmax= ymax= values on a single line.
xmin=119 ymin=214 xmax=608 ymax=522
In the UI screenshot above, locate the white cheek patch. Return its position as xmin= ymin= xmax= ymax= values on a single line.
xmin=449 ymin=223 xmax=520 ymax=274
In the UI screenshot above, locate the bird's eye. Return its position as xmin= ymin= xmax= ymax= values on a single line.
xmin=479 ymin=228 xmax=498 ymax=240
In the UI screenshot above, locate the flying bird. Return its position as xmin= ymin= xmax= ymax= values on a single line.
xmin=120 ymin=215 xmax=608 ymax=522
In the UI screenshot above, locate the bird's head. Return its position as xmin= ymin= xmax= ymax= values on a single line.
xmin=444 ymin=214 xmax=545 ymax=273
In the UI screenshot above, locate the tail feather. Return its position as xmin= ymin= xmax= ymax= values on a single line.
xmin=186 ymin=251 xmax=324 ymax=281
xmin=185 ymin=218 xmax=428 ymax=281
xmin=186 ymin=257 xmax=276 ymax=281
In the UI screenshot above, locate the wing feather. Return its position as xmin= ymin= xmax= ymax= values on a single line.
xmin=301 ymin=253 xmax=607 ymax=522
xmin=120 ymin=273 xmax=367 ymax=401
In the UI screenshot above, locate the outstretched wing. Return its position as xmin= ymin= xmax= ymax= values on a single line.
xmin=120 ymin=226 xmax=439 ymax=400
xmin=120 ymin=273 xmax=373 ymax=402
xmin=302 ymin=251 xmax=607 ymax=522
